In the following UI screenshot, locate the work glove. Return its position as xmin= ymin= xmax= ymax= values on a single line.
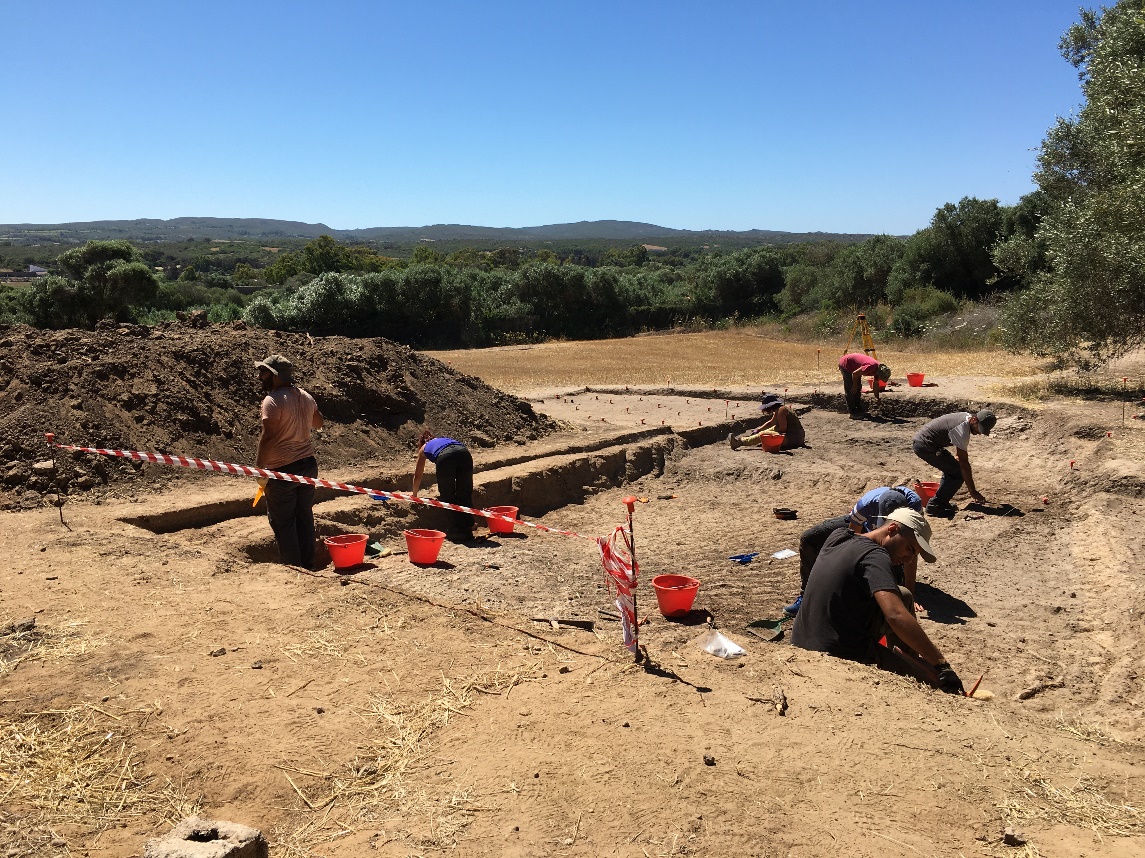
xmin=934 ymin=662 xmax=965 ymax=696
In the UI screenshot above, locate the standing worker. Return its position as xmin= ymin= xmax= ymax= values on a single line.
xmin=255 ymin=354 xmax=323 ymax=568
xmin=839 ymin=352 xmax=891 ymax=417
xmin=411 ymin=431 xmax=475 ymax=541
xmin=912 ymin=409 xmax=996 ymax=516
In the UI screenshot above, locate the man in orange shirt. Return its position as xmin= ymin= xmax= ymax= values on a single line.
xmin=255 ymin=354 xmax=324 ymax=568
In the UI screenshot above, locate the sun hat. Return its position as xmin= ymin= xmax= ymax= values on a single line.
xmin=876 ymin=363 xmax=892 ymax=382
xmin=976 ymin=409 xmax=997 ymax=435
xmin=255 ymin=354 xmax=293 ymax=381
xmin=885 ymin=507 xmax=936 ymax=563
xmin=760 ymin=393 xmax=784 ymax=411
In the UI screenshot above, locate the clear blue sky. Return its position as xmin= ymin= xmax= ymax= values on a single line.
xmin=2 ymin=1 xmax=1085 ymax=235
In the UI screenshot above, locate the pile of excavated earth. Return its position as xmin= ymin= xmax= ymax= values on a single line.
xmin=0 ymin=322 xmax=557 ymax=509
xmin=1 ymin=324 xmax=1144 ymax=858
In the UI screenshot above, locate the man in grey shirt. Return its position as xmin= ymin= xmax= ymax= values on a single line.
xmin=912 ymin=409 xmax=996 ymax=515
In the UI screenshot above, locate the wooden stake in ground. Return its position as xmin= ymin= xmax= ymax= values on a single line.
xmin=622 ymin=496 xmax=643 ymax=664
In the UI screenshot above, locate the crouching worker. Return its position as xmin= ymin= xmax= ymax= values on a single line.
xmin=728 ymin=393 xmax=806 ymax=450
xmin=411 ymin=431 xmax=475 ymax=542
xmin=839 ymin=352 xmax=890 ymax=417
xmin=791 ymin=508 xmax=965 ymax=694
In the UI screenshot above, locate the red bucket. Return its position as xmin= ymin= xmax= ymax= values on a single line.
xmin=484 ymin=505 xmax=519 ymax=534
xmin=913 ymin=481 xmax=939 ymax=504
xmin=906 ymin=372 xmax=925 ymax=387
xmin=868 ymin=378 xmax=888 ymax=391
xmin=324 ymin=534 xmax=367 ymax=569
xmin=761 ymin=434 xmax=785 ymax=452
xmin=651 ymin=574 xmax=701 ymax=618
xmin=404 ymin=529 xmax=446 ymax=564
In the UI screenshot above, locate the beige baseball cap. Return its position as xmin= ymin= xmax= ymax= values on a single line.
xmin=885 ymin=507 xmax=936 ymax=563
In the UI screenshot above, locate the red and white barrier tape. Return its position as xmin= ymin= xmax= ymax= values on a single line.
xmin=45 ymin=434 xmax=589 ymax=540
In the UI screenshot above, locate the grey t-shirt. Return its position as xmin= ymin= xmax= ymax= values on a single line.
xmin=791 ymin=528 xmax=899 ymax=660
xmin=913 ymin=412 xmax=971 ymax=454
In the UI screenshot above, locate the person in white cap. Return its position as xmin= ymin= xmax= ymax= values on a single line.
xmin=791 ymin=507 xmax=964 ymax=694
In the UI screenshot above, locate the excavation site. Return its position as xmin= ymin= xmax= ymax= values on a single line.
xmin=1 ymin=324 xmax=1143 ymax=858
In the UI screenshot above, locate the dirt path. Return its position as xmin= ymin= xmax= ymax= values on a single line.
xmin=2 ymin=337 xmax=1145 ymax=858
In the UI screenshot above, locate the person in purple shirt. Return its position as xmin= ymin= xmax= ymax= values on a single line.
xmin=412 ymin=431 xmax=475 ymax=540
xmin=838 ymin=352 xmax=890 ymax=417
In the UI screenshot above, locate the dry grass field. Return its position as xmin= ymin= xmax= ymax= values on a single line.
xmin=428 ymin=329 xmax=1044 ymax=392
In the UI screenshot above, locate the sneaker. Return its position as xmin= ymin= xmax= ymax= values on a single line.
xmin=783 ymin=595 xmax=803 ymax=616
xmin=925 ymin=501 xmax=957 ymax=518
xmin=727 ymin=433 xmax=743 ymax=450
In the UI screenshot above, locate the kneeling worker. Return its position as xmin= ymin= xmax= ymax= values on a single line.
xmin=791 ymin=508 xmax=964 ymax=694
xmin=785 ymin=484 xmax=924 ymax=616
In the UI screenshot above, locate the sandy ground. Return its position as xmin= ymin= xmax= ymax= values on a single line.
xmin=3 ymin=342 xmax=1145 ymax=858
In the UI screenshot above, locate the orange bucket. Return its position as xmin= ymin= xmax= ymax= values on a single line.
xmin=404 ymin=529 xmax=446 ymax=564
xmin=484 ymin=505 xmax=519 ymax=534
xmin=906 ymin=372 xmax=925 ymax=387
xmin=324 ymin=534 xmax=367 ymax=569
xmin=761 ymin=434 xmax=785 ymax=452
xmin=913 ymin=481 xmax=939 ymax=504
xmin=867 ymin=378 xmax=888 ymax=391
xmin=651 ymin=574 xmax=700 ymax=617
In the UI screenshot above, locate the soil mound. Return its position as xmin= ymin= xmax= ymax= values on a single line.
xmin=0 ymin=322 xmax=557 ymax=508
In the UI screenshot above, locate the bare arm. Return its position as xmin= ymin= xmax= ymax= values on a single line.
xmin=874 ymin=589 xmax=945 ymax=666
xmin=411 ymin=448 xmax=428 ymax=497
xmin=256 ymin=420 xmax=271 ymax=469
xmin=855 ymin=367 xmax=879 ymax=401
xmin=312 ymin=409 xmax=324 ymax=431
xmin=956 ymin=448 xmax=985 ymax=502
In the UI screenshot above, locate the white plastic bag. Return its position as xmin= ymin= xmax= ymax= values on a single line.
xmin=692 ymin=629 xmax=747 ymax=659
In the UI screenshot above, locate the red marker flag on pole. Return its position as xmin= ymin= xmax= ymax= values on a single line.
xmin=597 ymin=525 xmax=639 ymax=654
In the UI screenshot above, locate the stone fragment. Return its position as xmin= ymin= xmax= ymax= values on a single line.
xmin=1002 ymin=826 xmax=1026 ymax=846
xmin=31 ymin=460 xmax=56 ymax=476
xmin=144 ymin=817 xmax=267 ymax=858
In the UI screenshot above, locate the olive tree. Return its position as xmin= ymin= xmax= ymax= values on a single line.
xmin=1001 ymin=1 xmax=1145 ymax=365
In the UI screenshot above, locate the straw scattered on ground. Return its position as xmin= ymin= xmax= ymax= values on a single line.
xmin=0 ymin=617 xmax=103 ymax=678
xmin=0 ymin=704 xmax=200 ymax=857
xmin=271 ymin=661 xmax=543 ymax=857
xmin=1001 ymin=767 xmax=1144 ymax=837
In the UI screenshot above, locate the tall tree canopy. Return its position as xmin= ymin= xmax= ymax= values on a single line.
xmin=1002 ymin=1 xmax=1145 ymax=365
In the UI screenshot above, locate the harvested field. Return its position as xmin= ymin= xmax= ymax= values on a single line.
xmin=1 ymin=327 xmax=1144 ymax=857
xmin=428 ymin=329 xmax=1044 ymax=392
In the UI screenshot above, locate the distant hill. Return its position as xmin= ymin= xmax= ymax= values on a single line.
xmin=0 ymin=217 xmax=879 ymax=245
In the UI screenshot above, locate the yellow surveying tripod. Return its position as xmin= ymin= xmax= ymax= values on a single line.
xmin=842 ymin=313 xmax=878 ymax=359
